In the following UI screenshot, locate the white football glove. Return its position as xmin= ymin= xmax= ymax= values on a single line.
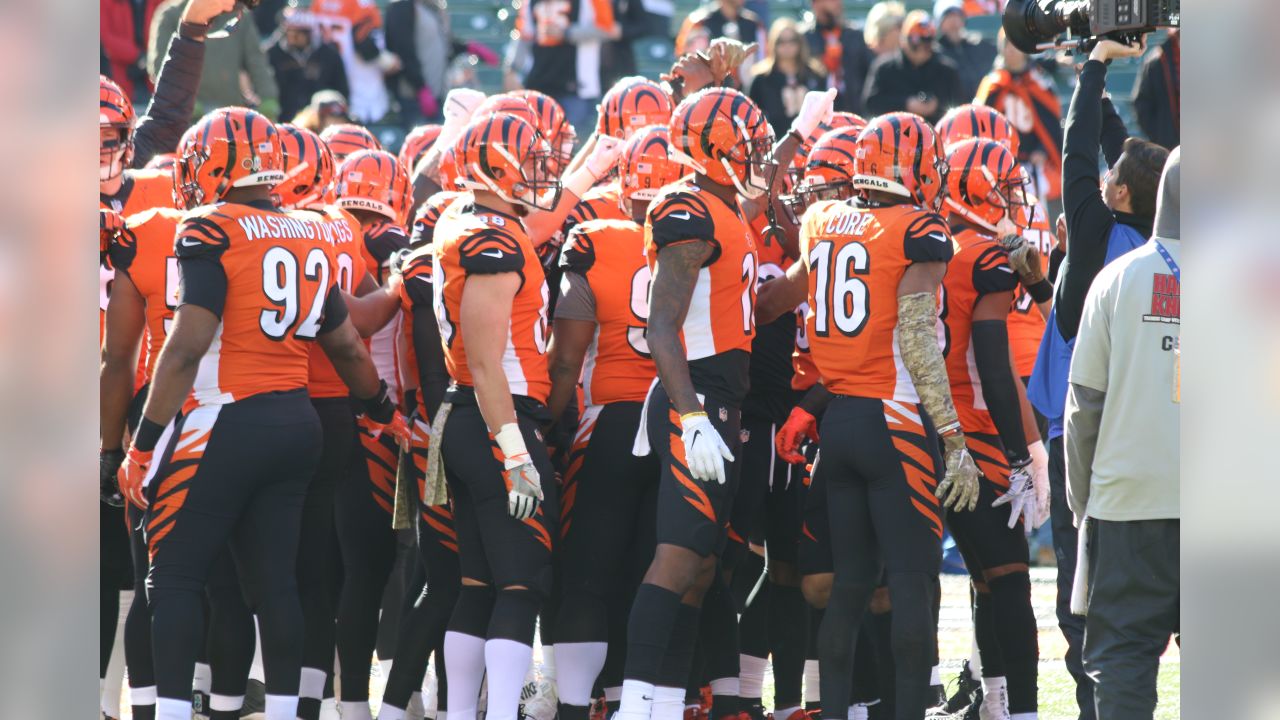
xmin=504 ymin=455 xmax=543 ymax=521
xmin=495 ymin=423 xmax=543 ymax=521
xmin=565 ymin=134 xmax=625 ymax=198
xmin=788 ymin=88 xmax=837 ymax=140
xmin=437 ymin=88 xmax=488 ymax=146
xmin=993 ymin=458 xmax=1037 ymax=532
xmin=680 ymin=411 xmax=735 ymax=485
xmin=937 ymin=436 xmax=980 ymax=511
xmin=1029 ymin=440 xmax=1051 ymax=528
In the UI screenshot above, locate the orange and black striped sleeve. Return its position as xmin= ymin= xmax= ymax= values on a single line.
xmin=901 ymin=211 xmax=955 ymax=264
xmin=459 ymin=226 xmax=526 ymax=275
xmin=648 ymin=190 xmax=720 ymax=263
xmin=972 ymin=244 xmax=1019 ymax=296
xmin=174 ymin=211 xmax=233 ymax=317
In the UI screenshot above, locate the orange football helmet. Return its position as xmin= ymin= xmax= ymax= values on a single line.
xmin=437 ymin=144 xmax=464 ymax=192
xmin=100 ymin=75 xmax=135 ymax=182
xmin=852 ymin=112 xmax=946 ymax=209
xmin=399 ymin=124 xmax=441 ymax=175
xmin=787 ymin=125 xmax=862 ymax=218
xmin=334 ymin=149 xmax=412 ymax=224
xmin=936 ymin=104 xmax=1020 ymax=155
xmin=176 ymin=107 xmax=285 ymax=209
xmin=618 ymin=125 xmax=685 ymax=215
xmin=474 ymin=94 xmax=540 ymax=133
xmin=669 ymin=87 xmax=774 ymax=199
xmin=276 ymin=123 xmax=336 ymax=209
xmin=942 ymin=138 xmax=1029 ymax=233
xmin=510 ymin=90 xmax=577 ymax=169
xmin=791 ymin=111 xmax=867 ymax=172
xmin=597 ymin=77 xmax=674 ymax=140
xmin=320 ymin=122 xmax=383 ymax=162
xmin=454 ymin=113 xmax=561 ymax=211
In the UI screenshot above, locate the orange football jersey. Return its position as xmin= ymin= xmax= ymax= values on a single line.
xmin=410 ymin=191 xmax=464 ymax=248
xmin=111 ymin=207 xmax=183 ymax=382
xmin=310 ymin=0 xmax=382 ymax=40
xmin=1008 ymin=202 xmax=1053 ymax=378
xmin=545 ymin=181 xmax=627 ymax=268
xmin=559 ymin=218 xmax=657 ymax=406
xmin=799 ymin=200 xmax=954 ymax=401
xmin=940 ymin=227 xmax=1020 ymax=435
xmin=301 ymin=205 xmax=366 ymax=399
xmin=644 ymin=178 xmax=757 ymax=402
xmin=101 ymin=169 xmax=178 ymax=340
xmin=433 ymin=201 xmax=550 ymax=403
xmin=175 ymin=201 xmax=342 ymax=405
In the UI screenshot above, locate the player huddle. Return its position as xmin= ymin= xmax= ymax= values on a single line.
xmin=100 ymin=41 xmax=1055 ymax=720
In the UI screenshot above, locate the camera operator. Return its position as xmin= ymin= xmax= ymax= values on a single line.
xmin=1022 ymin=36 xmax=1169 ymax=720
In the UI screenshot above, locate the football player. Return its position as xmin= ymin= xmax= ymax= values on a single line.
xmin=756 ymin=112 xmax=980 ymax=718
xmin=116 ymin=107 xmax=405 ymax=720
xmin=432 ymin=113 xmax=561 ymax=720
xmin=937 ymin=139 xmax=1046 ymax=720
xmin=545 ymin=125 xmax=682 ymax=720
xmin=327 ymin=148 xmax=415 ymax=720
xmin=378 ymin=202 xmax=461 ymax=720
xmin=100 ymin=162 xmax=188 ymax=720
xmin=613 ymin=86 xmax=768 ymax=720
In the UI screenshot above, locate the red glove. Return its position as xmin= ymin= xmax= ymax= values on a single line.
xmin=465 ymin=41 xmax=499 ymax=66
xmin=117 ymin=446 xmax=153 ymax=510
xmin=417 ymin=86 xmax=439 ymax=118
xmin=359 ymin=411 xmax=412 ymax=451
xmin=775 ymin=406 xmax=818 ymax=464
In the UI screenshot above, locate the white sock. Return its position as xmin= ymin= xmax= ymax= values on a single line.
xmin=981 ymin=676 xmax=1007 ymax=696
xmin=709 ymin=677 xmax=738 ymax=697
xmin=970 ymin=636 xmax=983 ymax=682
xmin=129 ymin=685 xmax=157 ymax=708
xmin=651 ymin=685 xmax=686 ymax=720
xmin=444 ymin=631 xmax=487 ymax=720
xmin=775 ymin=707 xmax=802 ymax=720
xmin=616 ymin=679 xmax=656 ymax=720
xmin=300 ymin=666 xmax=327 ymax=702
xmin=554 ymin=642 xmax=609 ymax=705
xmin=157 ymin=697 xmax=193 ymax=720
xmin=380 ymin=704 xmax=407 ymax=720
xmin=930 ymin=664 xmax=941 ymax=686
xmin=739 ymin=654 xmax=768 ymax=699
xmin=265 ymin=693 xmax=300 ymax=720
xmin=381 ymin=657 xmax=396 ymax=679
xmin=541 ymin=644 xmax=557 ymax=680
xmin=320 ymin=697 xmax=340 ymax=720
xmin=484 ymin=638 xmax=534 ymax=720
xmin=1009 ymin=714 xmax=1038 ymax=720
xmin=803 ymin=659 xmax=821 ymax=703
xmin=604 ymin=685 xmax=622 ymax=704
xmin=342 ymin=700 xmax=375 ymax=720
xmin=193 ymin=662 xmax=212 ymax=694
xmin=210 ymin=693 xmax=244 ymax=712
xmin=847 ymin=704 xmax=868 ymax=720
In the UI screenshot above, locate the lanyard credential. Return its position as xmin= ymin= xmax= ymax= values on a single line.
xmin=1154 ymin=240 xmax=1179 ymax=283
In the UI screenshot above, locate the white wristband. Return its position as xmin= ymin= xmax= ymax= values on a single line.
xmin=493 ymin=423 xmax=528 ymax=460
xmin=562 ymin=164 xmax=599 ymax=201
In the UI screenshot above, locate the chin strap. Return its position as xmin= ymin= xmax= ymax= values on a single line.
xmin=760 ymin=161 xmax=787 ymax=249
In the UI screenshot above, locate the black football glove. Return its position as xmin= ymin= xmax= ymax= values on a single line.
xmin=100 ymin=449 xmax=126 ymax=507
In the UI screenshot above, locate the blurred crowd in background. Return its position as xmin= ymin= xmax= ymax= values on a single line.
xmin=100 ymin=0 xmax=1179 ymax=160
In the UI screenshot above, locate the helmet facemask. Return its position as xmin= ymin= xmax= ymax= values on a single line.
xmin=723 ymin=124 xmax=776 ymax=200
xmin=481 ymin=141 xmax=563 ymax=212
xmin=100 ymin=124 xmax=131 ymax=183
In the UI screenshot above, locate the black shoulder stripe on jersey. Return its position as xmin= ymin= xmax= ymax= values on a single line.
xmin=460 ymin=226 xmax=522 ymax=258
xmin=972 ymin=243 xmax=1018 ymax=295
xmin=175 ymin=214 xmax=233 ymax=258
xmin=559 ymin=225 xmax=598 ymax=275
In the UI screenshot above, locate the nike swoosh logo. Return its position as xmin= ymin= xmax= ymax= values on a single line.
xmin=670 ymin=211 xmax=692 ymax=220
xmin=928 ymin=232 xmax=949 ymax=243
xmin=180 ymin=238 xmax=201 ymax=247
xmin=481 ymin=249 xmax=505 ymax=258
xmin=998 ymin=266 xmax=1014 ymax=273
